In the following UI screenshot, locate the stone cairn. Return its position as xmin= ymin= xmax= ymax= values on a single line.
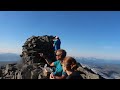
xmin=0 ymin=35 xmax=106 ymax=79
xmin=21 ymin=35 xmax=56 ymax=65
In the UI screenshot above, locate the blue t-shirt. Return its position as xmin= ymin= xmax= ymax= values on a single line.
xmin=53 ymin=60 xmax=67 ymax=76
xmin=54 ymin=39 xmax=61 ymax=51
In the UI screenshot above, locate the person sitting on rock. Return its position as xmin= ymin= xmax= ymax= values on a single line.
xmin=62 ymin=56 xmax=83 ymax=79
xmin=40 ymin=49 xmax=67 ymax=79
xmin=53 ymin=36 xmax=61 ymax=51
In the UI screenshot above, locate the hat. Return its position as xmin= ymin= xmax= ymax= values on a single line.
xmin=55 ymin=36 xmax=59 ymax=39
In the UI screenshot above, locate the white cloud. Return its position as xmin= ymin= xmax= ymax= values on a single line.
xmin=0 ymin=48 xmax=22 ymax=54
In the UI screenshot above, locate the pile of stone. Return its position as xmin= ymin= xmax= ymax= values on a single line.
xmin=0 ymin=62 xmax=105 ymax=79
xmin=20 ymin=35 xmax=56 ymax=65
xmin=0 ymin=63 xmax=52 ymax=79
xmin=76 ymin=63 xmax=105 ymax=79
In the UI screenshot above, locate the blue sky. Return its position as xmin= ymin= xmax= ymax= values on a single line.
xmin=0 ymin=11 xmax=120 ymax=59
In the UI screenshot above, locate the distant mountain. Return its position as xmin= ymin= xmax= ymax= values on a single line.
xmin=75 ymin=57 xmax=120 ymax=65
xmin=0 ymin=53 xmax=21 ymax=61
xmin=75 ymin=57 xmax=120 ymax=79
xmin=0 ymin=61 xmax=18 ymax=67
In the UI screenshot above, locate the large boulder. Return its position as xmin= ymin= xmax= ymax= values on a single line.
xmin=77 ymin=64 xmax=105 ymax=79
xmin=20 ymin=35 xmax=56 ymax=65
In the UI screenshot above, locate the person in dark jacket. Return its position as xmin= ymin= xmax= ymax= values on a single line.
xmin=62 ymin=56 xmax=83 ymax=79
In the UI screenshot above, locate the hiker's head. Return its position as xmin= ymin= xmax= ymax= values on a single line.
xmin=53 ymin=36 xmax=58 ymax=41
xmin=55 ymin=36 xmax=59 ymax=39
xmin=55 ymin=49 xmax=66 ymax=60
xmin=62 ymin=56 xmax=78 ymax=72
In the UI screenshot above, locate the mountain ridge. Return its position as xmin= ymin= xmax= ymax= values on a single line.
xmin=0 ymin=53 xmax=21 ymax=61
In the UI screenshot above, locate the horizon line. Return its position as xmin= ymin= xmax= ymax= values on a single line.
xmin=0 ymin=52 xmax=120 ymax=60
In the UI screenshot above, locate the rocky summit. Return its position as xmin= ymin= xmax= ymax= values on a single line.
xmin=0 ymin=35 xmax=105 ymax=79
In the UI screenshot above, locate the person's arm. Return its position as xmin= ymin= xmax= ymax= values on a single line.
xmin=44 ymin=58 xmax=54 ymax=66
xmin=53 ymin=75 xmax=66 ymax=79
xmin=53 ymin=40 xmax=57 ymax=46
xmin=53 ymin=71 xmax=67 ymax=79
xmin=39 ymin=53 xmax=54 ymax=66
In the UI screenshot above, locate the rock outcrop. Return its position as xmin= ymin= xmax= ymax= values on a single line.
xmin=0 ymin=35 xmax=106 ymax=79
xmin=21 ymin=35 xmax=56 ymax=65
